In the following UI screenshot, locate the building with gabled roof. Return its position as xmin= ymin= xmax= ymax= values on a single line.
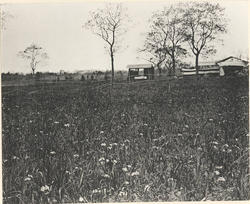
xmin=181 ymin=56 xmax=248 ymax=76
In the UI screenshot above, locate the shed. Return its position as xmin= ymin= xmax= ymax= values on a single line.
xmin=127 ymin=64 xmax=154 ymax=81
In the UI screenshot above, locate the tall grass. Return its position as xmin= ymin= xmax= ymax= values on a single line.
xmin=2 ymin=76 xmax=249 ymax=203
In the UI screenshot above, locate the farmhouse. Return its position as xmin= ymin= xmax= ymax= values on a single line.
xmin=127 ymin=64 xmax=154 ymax=81
xmin=181 ymin=56 xmax=248 ymax=76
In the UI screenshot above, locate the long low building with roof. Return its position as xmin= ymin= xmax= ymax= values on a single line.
xmin=181 ymin=56 xmax=248 ymax=76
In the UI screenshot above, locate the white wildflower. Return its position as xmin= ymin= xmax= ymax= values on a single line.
xmin=144 ymin=185 xmax=151 ymax=192
xmin=217 ymin=177 xmax=226 ymax=182
xmin=124 ymin=181 xmax=129 ymax=185
xmin=100 ymin=131 xmax=104 ymax=134
xmin=139 ymin=133 xmax=143 ymax=136
xmin=24 ymin=177 xmax=31 ymax=181
xmin=101 ymin=143 xmax=106 ymax=147
xmin=209 ymin=118 xmax=214 ymax=122
xmin=12 ymin=156 xmax=19 ymax=160
xmin=214 ymin=170 xmax=220 ymax=176
xmin=177 ymin=133 xmax=182 ymax=137
xmin=93 ymin=189 xmax=98 ymax=194
xmin=131 ymin=171 xmax=140 ymax=176
xmin=74 ymin=154 xmax=79 ymax=158
xmin=103 ymin=174 xmax=110 ymax=178
xmin=40 ymin=185 xmax=50 ymax=193
xmin=215 ymin=166 xmax=223 ymax=169
xmin=185 ymin=125 xmax=189 ymax=128
xmin=79 ymin=196 xmax=84 ymax=202
xmin=50 ymin=151 xmax=56 ymax=155
xmin=64 ymin=123 xmax=70 ymax=127
xmin=54 ymin=121 xmax=59 ymax=124
xmin=106 ymin=159 xmax=110 ymax=162
xmin=112 ymin=143 xmax=118 ymax=146
xmin=113 ymin=159 xmax=118 ymax=164
xmin=127 ymin=165 xmax=132 ymax=168
xmin=119 ymin=191 xmax=127 ymax=197
xmin=122 ymin=167 xmax=128 ymax=172
xmin=99 ymin=157 xmax=105 ymax=162
xmin=168 ymin=178 xmax=174 ymax=182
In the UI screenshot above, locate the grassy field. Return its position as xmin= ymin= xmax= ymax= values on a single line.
xmin=2 ymin=76 xmax=249 ymax=203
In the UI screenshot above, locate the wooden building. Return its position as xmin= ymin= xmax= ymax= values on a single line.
xmin=127 ymin=64 xmax=154 ymax=82
xmin=216 ymin=56 xmax=248 ymax=76
xmin=181 ymin=56 xmax=248 ymax=76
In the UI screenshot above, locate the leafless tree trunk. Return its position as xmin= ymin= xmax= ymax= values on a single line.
xmin=85 ymin=3 xmax=129 ymax=85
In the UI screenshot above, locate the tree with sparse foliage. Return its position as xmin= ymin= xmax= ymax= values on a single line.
xmin=85 ymin=3 xmax=129 ymax=85
xmin=18 ymin=43 xmax=48 ymax=75
xmin=142 ymin=28 xmax=168 ymax=76
xmin=181 ymin=2 xmax=227 ymax=75
xmin=143 ymin=6 xmax=187 ymax=76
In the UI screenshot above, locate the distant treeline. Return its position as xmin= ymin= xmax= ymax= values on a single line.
xmin=1 ymin=70 xmax=128 ymax=81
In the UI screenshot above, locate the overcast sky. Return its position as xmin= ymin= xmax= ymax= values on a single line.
xmin=1 ymin=0 xmax=249 ymax=73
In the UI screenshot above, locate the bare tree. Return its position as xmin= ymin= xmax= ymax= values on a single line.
xmin=18 ymin=43 xmax=48 ymax=75
xmin=181 ymin=2 xmax=227 ymax=74
xmin=85 ymin=3 xmax=129 ymax=85
xmin=142 ymin=6 xmax=187 ymax=76
xmin=141 ymin=29 xmax=168 ymax=76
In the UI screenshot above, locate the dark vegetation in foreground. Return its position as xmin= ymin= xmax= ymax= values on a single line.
xmin=2 ymin=76 xmax=249 ymax=203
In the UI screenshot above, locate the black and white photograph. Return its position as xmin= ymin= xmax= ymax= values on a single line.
xmin=1 ymin=0 xmax=249 ymax=203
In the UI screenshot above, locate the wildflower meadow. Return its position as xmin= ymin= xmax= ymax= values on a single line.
xmin=2 ymin=76 xmax=249 ymax=203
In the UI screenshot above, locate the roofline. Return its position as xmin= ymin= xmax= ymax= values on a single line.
xmin=216 ymin=56 xmax=249 ymax=64
xmin=127 ymin=64 xmax=154 ymax=69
